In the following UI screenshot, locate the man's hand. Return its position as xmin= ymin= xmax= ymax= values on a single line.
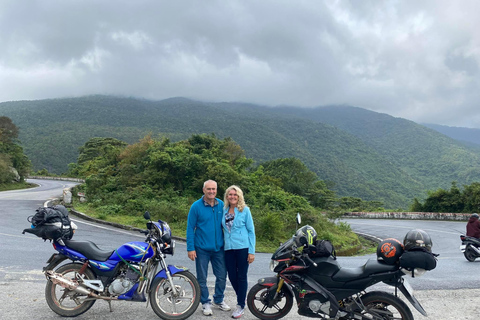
xmin=188 ymin=250 xmax=197 ymax=261
xmin=248 ymin=253 xmax=255 ymax=264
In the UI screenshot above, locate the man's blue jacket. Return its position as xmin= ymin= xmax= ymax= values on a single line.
xmin=186 ymin=196 xmax=224 ymax=252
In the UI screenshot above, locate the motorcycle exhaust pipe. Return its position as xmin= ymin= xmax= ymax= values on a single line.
xmin=46 ymin=271 xmax=91 ymax=296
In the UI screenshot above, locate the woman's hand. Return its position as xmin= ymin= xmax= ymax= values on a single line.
xmin=248 ymin=253 xmax=255 ymax=264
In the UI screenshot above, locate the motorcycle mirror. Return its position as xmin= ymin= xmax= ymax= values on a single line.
xmin=144 ymin=211 xmax=151 ymax=220
xmin=296 ymin=213 xmax=301 ymax=225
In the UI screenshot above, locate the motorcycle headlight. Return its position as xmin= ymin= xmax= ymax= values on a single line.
xmin=270 ymin=260 xmax=279 ymax=272
xmin=401 ymin=267 xmax=426 ymax=277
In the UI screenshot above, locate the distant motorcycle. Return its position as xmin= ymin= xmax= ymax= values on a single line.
xmin=459 ymin=234 xmax=480 ymax=262
xmin=24 ymin=210 xmax=200 ymax=319
xmin=247 ymin=215 xmax=437 ymax=320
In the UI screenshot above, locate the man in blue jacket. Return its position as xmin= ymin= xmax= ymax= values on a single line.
xmin=187 ymin=180 xmax=231 ymax=316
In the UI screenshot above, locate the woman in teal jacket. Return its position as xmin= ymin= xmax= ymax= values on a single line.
xmin=222 ymin=185 xmax=256 ymax=319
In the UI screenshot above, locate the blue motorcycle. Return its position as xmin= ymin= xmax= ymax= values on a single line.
xmin=33 ymin=211 xmax=200 ymax=319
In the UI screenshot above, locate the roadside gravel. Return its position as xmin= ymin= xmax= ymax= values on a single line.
xmin=1 ymin=280 xmax=478 ymax=319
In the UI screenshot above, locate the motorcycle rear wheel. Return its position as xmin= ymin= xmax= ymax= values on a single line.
xmin=247 ymin=283 xmax=293 ymax=320
xmin=45 ymin=263 xmax=96 ymax=317
xmin=353 ymin=291 xmax=413 ymax=320
xmin=464 ymin=245 xmax=477 ymax=262
xmin=149 ymin=270 xmax=200 ymax=320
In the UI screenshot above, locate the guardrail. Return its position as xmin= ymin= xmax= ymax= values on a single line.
xmin=345 ymin=211 xmax=472 ymax=221
xmin=27 ymin=176 xmax=85 ymax=183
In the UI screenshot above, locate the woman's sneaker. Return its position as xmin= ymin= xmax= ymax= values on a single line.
xmin=212 ymin=300 xmax=231 ymax=311
xmin=202 ymin=303 xmax=213 ymax=316
xmin=232 ymin=305 xmax=245 ymax=319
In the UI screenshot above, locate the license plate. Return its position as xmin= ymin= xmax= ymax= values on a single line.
xmin=460 ymin=244 xmax=466 ymax=252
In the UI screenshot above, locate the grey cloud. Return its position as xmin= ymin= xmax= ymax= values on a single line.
xmin=2 ymin=0 xmax=480 ymax=127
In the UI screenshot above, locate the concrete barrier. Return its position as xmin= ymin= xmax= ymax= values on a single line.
xmin=345 ymin=211 xmax=472 ymax=221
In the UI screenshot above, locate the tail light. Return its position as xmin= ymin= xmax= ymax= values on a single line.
xmin=460 ymin=235 xmax=466 ymax=241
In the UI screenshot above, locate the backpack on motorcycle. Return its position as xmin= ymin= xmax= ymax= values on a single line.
xmin=399 ymin=247 xmax=437 ymax=271
xmin=309 ymin=239 xmax=336 ymax=259
xmin=22 ymin=205 xmax=75 ymax=241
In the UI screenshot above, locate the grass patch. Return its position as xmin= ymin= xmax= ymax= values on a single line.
xmin=0 ymin=182 xmax=37 ymax=191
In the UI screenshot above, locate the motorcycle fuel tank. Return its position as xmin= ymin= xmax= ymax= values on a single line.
xmin=112 ymin=241 xmax=155 ymax=263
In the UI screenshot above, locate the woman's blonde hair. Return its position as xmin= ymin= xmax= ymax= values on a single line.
xmin=224 ymin=185 xmax=246 ymax=211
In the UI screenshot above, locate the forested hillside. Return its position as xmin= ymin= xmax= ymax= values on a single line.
xmin=422 ymin=123 xmax=480 ymax=148
xmin=268 ymin=105 xmax=480 ymax=196
xmin=1 ymin=95 xmax=479 ymax=209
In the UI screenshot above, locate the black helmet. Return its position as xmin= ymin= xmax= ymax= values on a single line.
xmin=472 ymin=213 xmax=479 ymax=219
xmin=294 ymin=225 xmax=317 ymax=246
xmin=377 ymin=238 xmax=404 ymax=265
xmin=403 ymin=229 xmax=432 ymax=252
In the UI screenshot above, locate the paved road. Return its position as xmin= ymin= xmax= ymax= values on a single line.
xmin=1 ymin=179 xmax=479 ymax=319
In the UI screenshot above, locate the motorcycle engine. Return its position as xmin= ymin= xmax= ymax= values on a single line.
xmin=108 ymin=267 xmax=141 ymax=295
xmin=309 ymin=300 xmax=331 ymax=315
xmin=298 ymin=292 xmax=330 ymax=317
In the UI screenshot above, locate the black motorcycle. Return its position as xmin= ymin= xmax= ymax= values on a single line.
xmin=460 ymin=234 xmax=480 ymax=262
xmin=247 ymin=218 xmax=437 ymax=320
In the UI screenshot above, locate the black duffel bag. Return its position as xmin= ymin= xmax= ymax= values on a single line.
xmin=23 ymin=205 xmax=74 ymax=241
xmin=399 ymin=248 xmax=437 ymax=271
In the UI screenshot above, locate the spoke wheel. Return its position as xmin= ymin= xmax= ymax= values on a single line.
xmin=247 ymin=283 xmax=293 ymax=320
xmin=45 ymin=263 xmax=96 ymax=317
xmin=149 ymin=271 xmax=200 ymax=320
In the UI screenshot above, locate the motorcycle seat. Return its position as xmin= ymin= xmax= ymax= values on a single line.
xmin=63 ymin=239 xmax=114 ymax=261
xmin=332 ymin=259 xmax=397 ymax=282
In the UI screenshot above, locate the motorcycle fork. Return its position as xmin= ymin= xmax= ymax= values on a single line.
xmin=266 ymin=278 xmax=285 ymax=307
xmin=159 ymin=253 xmax=179 ymax=296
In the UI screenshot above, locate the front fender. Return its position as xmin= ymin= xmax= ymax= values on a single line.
xmin=153 ymin=265 xmax=189 ymax=280
xmin=255 ymin=276 xmax=295 ymax=304
xmin=256 ymin=276 xmax=278 ymax=287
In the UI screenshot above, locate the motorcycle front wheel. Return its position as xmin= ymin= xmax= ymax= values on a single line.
xmin=247 ymin=283 xmax=293 ymax=320
xmin=45 ymin=263 xmax=96 ymax=317
xmin=353 ymin=291 xmax=414 ymax=320
xmin=149 ymin=270 xmax=200 ymax=320
xmin=464 ymin=245 xmax=477 ymax=262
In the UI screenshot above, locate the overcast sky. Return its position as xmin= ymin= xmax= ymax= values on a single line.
xmin=2 ymin=1 xmax=480 ymax=128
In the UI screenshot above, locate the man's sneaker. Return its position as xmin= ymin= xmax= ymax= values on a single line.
xmin=212 ymin=300 xmax=231 ymax=311
xmin=202 ymin=303 xmax=213 ymax=316
xmin=232 ymin=305 xmax=245 ymax=319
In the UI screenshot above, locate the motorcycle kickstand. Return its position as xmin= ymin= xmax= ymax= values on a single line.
xmin=106 ymin=300 xmax=113 ymax=312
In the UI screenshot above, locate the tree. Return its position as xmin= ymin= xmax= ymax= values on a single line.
xmin=72 ymin=137 xmax=128 ymax=177
xmin=0 ymin=117 xmax=30 ymax=181
xmin=261 ymin=157 xmax=318 ymax=197
xmin=0 ymin=116 xmax=19 ymax=144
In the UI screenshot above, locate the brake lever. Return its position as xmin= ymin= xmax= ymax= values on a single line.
xmin=304 ymin=252 xmax=318 ymax=267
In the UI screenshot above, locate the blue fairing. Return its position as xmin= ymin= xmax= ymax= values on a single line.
xmin=153 ymin=265 xmax=189 ymax=280
xmin=55 ymin=243 xmax=87 ymax=261
xmin=90 ymin=242 xmax=154 ymax=272
xmin=111 ymin=241 xmax=155 ymax=262
xmin=118 ymin=283 xmax=146 ymax=301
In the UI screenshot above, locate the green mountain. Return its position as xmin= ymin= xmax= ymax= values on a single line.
xmin=422 ymin=123 xmax=480 ymax=148
xmin=1 ymin=95 xmax=478 ymax=209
